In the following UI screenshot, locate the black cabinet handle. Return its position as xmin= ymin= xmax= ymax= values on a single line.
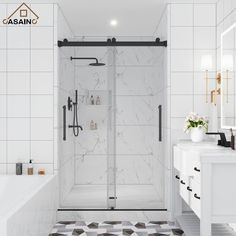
xmin=175 ymin=175 xmax=180 ymax=180
xmin=194 ymin=193 xmax=200 ymax=200
xmin=187 ymin=186 xmax=192 ymax=192
xmin=158 ymin=105 xmax=162 ymax=141
xmin=194 ymin=167 xmax=200 ymax=172
xmin=63 ymin=105 xmax=66 ymax=141
xmin=180 ymin=180 xmax=186 ymax=185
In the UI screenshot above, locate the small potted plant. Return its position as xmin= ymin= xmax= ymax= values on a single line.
xmin=184 ymin=112 xmax=208 ymax=142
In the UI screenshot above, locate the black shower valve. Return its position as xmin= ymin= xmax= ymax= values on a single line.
xmin=67 ymin=96 xmax=73 ymax=111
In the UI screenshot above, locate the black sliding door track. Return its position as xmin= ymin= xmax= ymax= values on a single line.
xmin=58 ymin=208 xmax=168 ymax=211
xmin=58 ymin=38 xmax=167 ymax=48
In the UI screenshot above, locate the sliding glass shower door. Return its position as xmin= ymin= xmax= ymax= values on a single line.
xmin=113 ymin=45 xmax=165 ymax=209
xmin=60 ymin=41 xmax=165 ymax=210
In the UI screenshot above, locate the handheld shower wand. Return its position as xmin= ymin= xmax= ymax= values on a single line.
xmin=68 ymin=90 xmax=83 ymax=136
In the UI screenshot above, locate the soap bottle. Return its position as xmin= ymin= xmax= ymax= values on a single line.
xmin=90 ymin=95 xmax=95 ymax=105
xmin=96 ymin=96 xmax=101 ymax=105
xmin=90 ymin=120 xmax=95 ymax=130
xmin=27 ymin=159 xmax=34 ymax=175
xmin=16 ymin=161 xmax=23 ymax=175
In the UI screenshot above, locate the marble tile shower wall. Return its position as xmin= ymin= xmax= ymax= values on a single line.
xmin=0 ymin=3 xmax=57 ymax=174
xmin=74 ymin=42 xmax=164 ymax=198
xmin=74 ymin=46 xmax=108 ymax=186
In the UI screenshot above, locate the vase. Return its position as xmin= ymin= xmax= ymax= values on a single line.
xmin=190 ymin=127 xmax=204 ymax=142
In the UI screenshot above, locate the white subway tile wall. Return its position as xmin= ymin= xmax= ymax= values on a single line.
xmin=169 ymin=3 xmax=216 ymax=144
xmin=0 ymin=3 xmax=57 ymax=174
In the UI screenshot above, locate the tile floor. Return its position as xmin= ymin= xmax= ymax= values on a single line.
xmin=49 ymin=221 xmax=184 ymax=236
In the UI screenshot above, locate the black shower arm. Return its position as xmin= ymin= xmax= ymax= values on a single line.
xmin=70 ymin=57 xmax=98 ymax=63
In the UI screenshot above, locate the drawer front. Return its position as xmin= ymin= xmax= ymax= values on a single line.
xmin=192 ymin=162 xmax=201 ymax=183
xmin=179 ymin=174 xmax=190 ymax=205
xmin=190 ymin=178 xmax=201 ymax=218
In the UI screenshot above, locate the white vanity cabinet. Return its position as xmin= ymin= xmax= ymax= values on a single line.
xmin=174 ymin=142 xmax=236 ymax=236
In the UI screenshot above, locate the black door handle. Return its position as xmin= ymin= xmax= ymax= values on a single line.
xmin=180 ymin=180 xmax=186 ymax=185
xmin=175 ymin=175 xmax=180 ymax=180
xmin=194 ymin=193 xmax=200 ymax=200
xmin=194 ymin=167 xmax=200 ymax=172
xmin=187 ymin=186 xmax=192 ymax=192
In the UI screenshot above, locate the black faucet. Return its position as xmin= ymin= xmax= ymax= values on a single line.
xmin=206 ymin=132 xmax=231 ymax=147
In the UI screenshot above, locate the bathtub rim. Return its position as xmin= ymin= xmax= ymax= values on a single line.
xmin=0 ymin=174 xmax=57 ymax=223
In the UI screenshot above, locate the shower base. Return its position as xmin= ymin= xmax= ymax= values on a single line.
xmin=61 ymin=185 xmax=164 ymax=209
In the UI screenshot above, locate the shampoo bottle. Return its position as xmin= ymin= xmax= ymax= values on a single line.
xmin=27 ymin=159 xmax=34 ymax=175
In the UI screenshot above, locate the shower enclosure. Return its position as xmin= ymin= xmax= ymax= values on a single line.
xmin=59 ymin=38 xmax=167 ymax=210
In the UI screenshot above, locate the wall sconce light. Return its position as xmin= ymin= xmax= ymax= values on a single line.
xmin=201 ymin=55 xmax=221 ymax=105
xmin=222 ymin=54 xmax=233 ymax=103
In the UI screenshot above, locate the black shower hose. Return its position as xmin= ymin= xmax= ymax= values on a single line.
xmin=73 ymin=102 xmax=79 ymax=136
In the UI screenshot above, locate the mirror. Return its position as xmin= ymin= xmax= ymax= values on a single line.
xmin=221 ymin=23 xmax=236 ymax=129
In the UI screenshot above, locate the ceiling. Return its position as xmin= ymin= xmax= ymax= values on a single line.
xmin=57 ymin=0 xmax=166 ymax=37
xmin=2 ymin=0 xmax=167 ymax=37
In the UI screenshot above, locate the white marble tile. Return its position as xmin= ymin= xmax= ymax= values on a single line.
xmin=116 ymin=67 xmax=159 ymax=95
xmin=116 ymin=155 xmax=153 ymax=184
xmin=116 ymin=126 xmax=157 ymax=155
xmin=76 ymin=67 xmax=107 ymax=92
xmin=116 ymin=96 xmax=158 ymax=125
xmin=115 ymin=47 xmax=159 ymax=66
xmin=75 ymin=130 xmax=107 ymax=155
xmin=75 ymin=156 xmax=107 ymax=184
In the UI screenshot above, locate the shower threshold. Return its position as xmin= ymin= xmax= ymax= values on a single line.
xmin=60 ymin=185 xmax=165 ymax=210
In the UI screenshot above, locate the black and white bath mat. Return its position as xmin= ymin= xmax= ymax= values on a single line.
xmin=49 ymin=221 xmax=184 ymax=236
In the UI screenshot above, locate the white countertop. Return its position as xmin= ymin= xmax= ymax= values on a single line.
xmin=176 ymin=140 xmax=236 ymax=163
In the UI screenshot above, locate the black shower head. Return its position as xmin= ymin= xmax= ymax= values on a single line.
xmin=89 ymin=62 xmax=106 ymax=66
xmin=70 ymin=57 xmax=105 ymax=66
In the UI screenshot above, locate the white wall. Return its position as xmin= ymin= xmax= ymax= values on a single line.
xmin=166 ymin=2 xmax=217 ymax=215
xmin=0 ymin=3 xmax=57 ymax=175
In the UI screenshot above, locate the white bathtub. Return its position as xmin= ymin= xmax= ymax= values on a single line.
xmin=0 ymin=175 xmax=58 ymax=236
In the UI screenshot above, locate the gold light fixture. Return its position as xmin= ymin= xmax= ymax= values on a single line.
xmin=201 ymin=55 xmax=221 ymax=105
xmin=201 ymin=54 xmax=233 ymax=105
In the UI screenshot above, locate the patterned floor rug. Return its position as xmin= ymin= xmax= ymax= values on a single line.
xmin=49 ymin=221 xmax=184 ymax=236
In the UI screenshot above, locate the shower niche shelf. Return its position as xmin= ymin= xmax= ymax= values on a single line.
xmin=84 ymin=89 xmax=111 ymax=106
